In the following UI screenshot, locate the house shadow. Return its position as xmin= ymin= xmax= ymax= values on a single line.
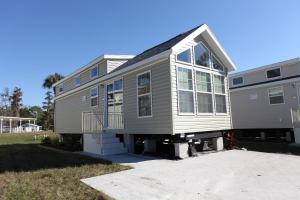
xmin=0 ymin=144 xmax=112 ymax=173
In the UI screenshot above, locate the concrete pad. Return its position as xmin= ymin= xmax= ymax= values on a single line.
xmin=82 ymin=150 xmax=300 ymax=200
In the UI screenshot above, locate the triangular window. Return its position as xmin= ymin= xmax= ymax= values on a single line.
xmin=176 ymin=49 xmax=192 ymax=64
xmin=194 ymin=42 xmax=210 ymax=68
xmin=212 ymin=54 xmax=224 ymax=71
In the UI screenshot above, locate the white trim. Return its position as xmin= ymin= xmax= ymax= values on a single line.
xmin=136 ymin=70 xmax=152 ymax=118
xmin=53 ymin=54 xmax=135 ymax=87
xmin=232 ymin=76 xmax=244 ymax=86
xmin=176 ymin=66 xmax=195 ymax=115
xmin=229 ymin=57 xmax=300 ymax=78
xmin=266 ymin=67 xmax=282 ymax=80
xmin=54 ymin=50 xmax=170 ymax=100
xmin=74 ymin=75 xmax=81 ymax=87
xmin=268 ymin=86 xmax=285 ymax=105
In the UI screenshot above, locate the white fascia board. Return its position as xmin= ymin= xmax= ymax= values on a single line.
xmin=171 ymin=24 xmax=236 ymax=71
xmin=52 ymin=54 xmax=135 ymax=87
xmin=230 ymin=76 xmax=300 ymax=92
xmin=229 ymin=57 xmax=300 ymax=78
xmin=54 ymin=50 xmax=171 ymax=100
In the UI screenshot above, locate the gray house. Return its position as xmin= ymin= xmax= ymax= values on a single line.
xmin=53 ymin=24 xmax=236 ymax=158
xmin=229 ymin=58 xmax=300 ymax=143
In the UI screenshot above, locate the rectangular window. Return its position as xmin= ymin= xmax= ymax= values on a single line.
xmin=268 ymin=87 xmax=284 ymax=105
xmin=90 ymin=87 xmax=98 ymax=107
xmin=74 ymin=75 xmax=81 ymax=87
xmin=266 ymin=68 xmax=281 ymax=79
xmin=196 ymin=71 xmax=213 ymax=113
xmin=177 ymin=67 xmax=194 ymax=113
xmin=90 ymin=66 xmax=99 ymax=79
xmin=176 ymin=49 xmax=192 ymax=64
xmin=58 ymin=84 xmax=64 ymax=93
xmin=137 ymin=71 xmax=152 ymax=117
xmin=232 ymin=77 xmax=243 ymax=86
xmin=214 ymin=75 xmax=227 ymax=113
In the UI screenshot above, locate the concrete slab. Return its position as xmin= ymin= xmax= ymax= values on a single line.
xmin=82 ymin=150 xmax=300 ymax=200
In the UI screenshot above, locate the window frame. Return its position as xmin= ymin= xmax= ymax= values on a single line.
xmin=176 ymin=66 xmax=195 ymax=115
xmin=268 ymin=86 xmax=285 ymax=105
xmin=175 ymin=48 xmax=193 ymax=66
xmin=213 ymin=74 xmax=228 ymax=115
xmin=74 ymin=75 xmax=81 ymax=87
xmin=193 ymin=41 xmax=211 ymax=69
xmin=90 ymin=86 xmax=99 ymax=107
xmin=90 ymin=66 xmax=99 ymax=79
xmin=211 ymin=54 xmax=225 ymax=72
xmin=58 ymin=83 xmax=64 ymax=94
xmin=232 ymin=76 xmax=244 ymax=86
xmin=136 ymin=70 xmax=152 ymax=118
xmin=194 ymin=69 xmax=214 ymax=115
xmin=266 ymin=67 xmax=281 ymax=80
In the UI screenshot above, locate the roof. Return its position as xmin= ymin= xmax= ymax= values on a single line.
xmin=53 ymin=54 xmax=135 ymax=87
xmin=111 ymin=25 xmax=203 ymax=73
xmin=229 ymin=57 xmax=300 ymax=78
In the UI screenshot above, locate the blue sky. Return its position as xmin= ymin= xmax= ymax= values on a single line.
xmin=0 ymin=0 xmax=299 ymax=106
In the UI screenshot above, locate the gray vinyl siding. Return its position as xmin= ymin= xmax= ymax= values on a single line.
xmin=230 ymin=82 xmax=299 ymax=129
xmin=170 ymin=38 xmax=232 ymax=134
xmin=229 ymin=61 xmax=300 ymax=129
xmin=122 ymin=59 xmax=173 ymax=135
xmin=55 ymin=83 xmax=104 ymax=134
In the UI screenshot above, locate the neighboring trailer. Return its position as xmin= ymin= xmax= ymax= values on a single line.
xmin=53 ymin=24 xmax=236 ymax=158
xmin=229 ymin=58 xmax=300 ymax=143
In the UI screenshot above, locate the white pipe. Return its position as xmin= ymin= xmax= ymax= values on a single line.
xmin=9 ymin=119 xmax=12 ymax=133
xmin=0 ymin=119 xmax=2 ymax=134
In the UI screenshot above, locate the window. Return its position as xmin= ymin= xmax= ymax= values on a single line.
xmin=177 ymin=67 xmax=194 ymax=113
xmin=137 ymin=71 xmax=152 ymax=117
xmin=212 ymin=55 xmax=224 ymax=71
xmin=214 ymin=75 xmax=227 ymax=113
xmin=194 ymin=42 xmax=210 ymax=68
xmin=90 ymin=66 xmax=99 ymax=79
xmin=74 ymin=75 xmax=81 ymax=87
xmin=196 ymin=71 xmax=213 ymax=113
xmin=176 ymin=49 xmax=192 ymax=64
xmin=268 ymin=87 xmax=284 ymax=105
xmin=266 ymin=68 xmax=281 ymax=79
xmin=58 ymin=84 xmax=64 ymax=93
xmin=232 ymin=77 xmax=243 ymax=86
xmin=90 ymin=87 xmax=98 ymax=107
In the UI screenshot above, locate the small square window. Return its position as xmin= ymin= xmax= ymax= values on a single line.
xmin=90 ymin=66 xmax=99 ymax=79
xmin=58 ymin=84 xmax=64 ymax=93
xmin=74 ymin=76 xmax=81 ymax=87
xmin=266 ymin=68 xmax=281 ymax=79
xmin=232 ymin=77 xmax=243 ymax=86
xmin=268 ymin=87 xmax=284 ymax=105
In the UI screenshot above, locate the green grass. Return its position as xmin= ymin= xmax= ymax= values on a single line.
xmin=0 ymin=133 xmax=130 ymax=200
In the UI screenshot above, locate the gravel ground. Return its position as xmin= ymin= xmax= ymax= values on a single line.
xmin=82 ymin=150 xmax=300 ymax=200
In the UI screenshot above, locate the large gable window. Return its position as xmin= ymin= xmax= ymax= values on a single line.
xmin=196 ymin=71 xmax=213 ymax=113
xmin=177 ymin=67 xmax=194 ymax=113
xmin=266 ymin=68 xmax=281 ymax=79
xmin=268 ymin=87 xmax=284 ymax=105
xmin=90 ymin=86 xmax=98 ymax=107
xmin=176 ymin=49 xmax=192 ymax=64
xmin=137 ymin=71 xmax=152 ymax=117
xmin=214 ymin=75 xmax=227 ymax=113
xmin=194 ymin=42 xmax=210 ymax=68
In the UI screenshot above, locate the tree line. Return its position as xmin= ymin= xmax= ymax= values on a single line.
xmin=0 ymin=73 xmax=64 ymax=130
